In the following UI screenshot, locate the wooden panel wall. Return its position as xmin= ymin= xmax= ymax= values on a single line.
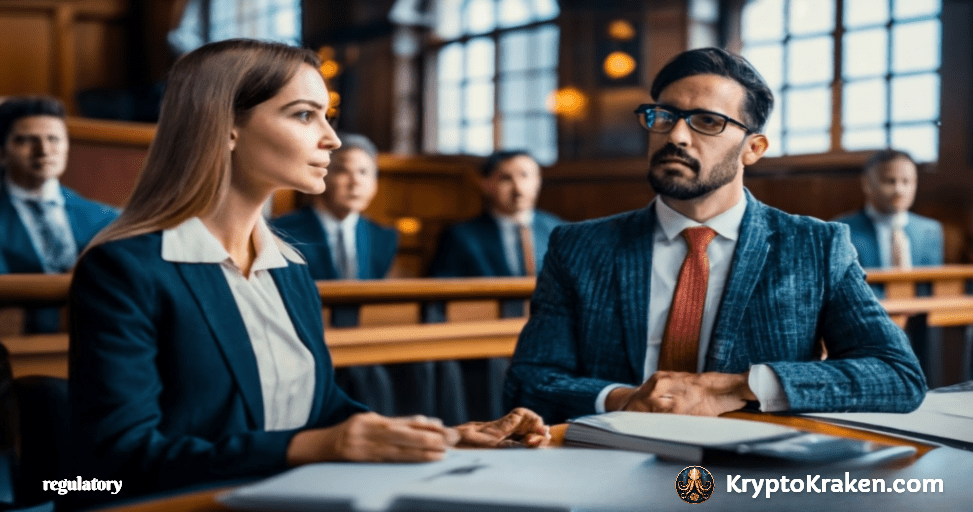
xmin=0 ymin=0 xmax=129 ymax=113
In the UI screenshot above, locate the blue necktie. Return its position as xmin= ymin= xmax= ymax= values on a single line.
xmin=24 ymin=199 xmax=76 ymax=273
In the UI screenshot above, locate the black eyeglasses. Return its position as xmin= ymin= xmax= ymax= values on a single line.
xmin=633 ymin=104 xmax=753 ymax=136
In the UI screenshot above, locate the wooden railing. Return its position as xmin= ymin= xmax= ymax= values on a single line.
xmin=865 ymin=265 xmax=973 ymax=328
xmin=0 ymin=276 xmax=534 ymax=378
xmin=2 ymin=268 xmax=971 ymax=378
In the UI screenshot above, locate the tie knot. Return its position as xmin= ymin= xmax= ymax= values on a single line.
xmin=682 ymin=226 xmax=717 ymax=251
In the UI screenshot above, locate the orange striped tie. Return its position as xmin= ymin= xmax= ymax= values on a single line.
xmin=658 ymin=226 xmax=717 ymax=372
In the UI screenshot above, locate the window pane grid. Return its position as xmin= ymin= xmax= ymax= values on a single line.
xmin=432 ymin=0 xmax=558 ymax=163
xmin=743 ymin=0 xmax=940 ymax=160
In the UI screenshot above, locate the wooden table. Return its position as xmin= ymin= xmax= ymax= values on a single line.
xmin=93 ymin=412 xmax=948 ymax=512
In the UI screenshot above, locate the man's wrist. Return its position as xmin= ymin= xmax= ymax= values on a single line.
xmin=605 ymin=386 xmax=635 ymax=412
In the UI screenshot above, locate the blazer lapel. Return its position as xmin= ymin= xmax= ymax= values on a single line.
xmin=354 ymin=217 xmax=371 ymax=279
xmin=616 ymin=207 xmax=656 ymax=380
xmin=480 ymin=215 xmax=515 ymax=276
xmin=0 ymin=186 xmax=44 ymax=272
xmin=176 ymin=263 xmax=266 ymax=429
xmin=903 ymin=213 xmax=924 ymax=264
xmin=271 ymin=264 xmax=327 ymax=423
xmin=706 ymin=192 xmax=771 ymax=370
xmin=62 ymin=188 xmax=91 ymax=251
xmin=296 ymin=208 xmax=338 ymax=279
xmin=860 ymin=212 xmax=882 ymax=268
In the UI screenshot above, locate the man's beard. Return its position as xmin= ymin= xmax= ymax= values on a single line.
xmin=646 ymin=142 xmax=744 ymax=200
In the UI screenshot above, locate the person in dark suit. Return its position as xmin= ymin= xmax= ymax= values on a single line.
xmin=273 ymin=133 xmax=397 ymax=283
xmin=428 ymin=150 xmax=566 ymax=422
xmin=834 ymin=149 xmax=943 ymax=270
xmin=504 ymin=47 xmax=926 ymax=424
xmin=0 ymin=96 xmax=118 ymax=332
xmin=273 ymin=134 xmax=403 ymax=419
xmin=68 ymin=39 xmax=548 ymax=507
xmin=429 ymin=150 xmax=564 ymax=285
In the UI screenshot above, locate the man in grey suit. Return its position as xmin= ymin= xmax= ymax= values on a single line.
xmin=504 ymin=48 xmax=926 ymax=423
xmin=834 ymin=149 xmax=943 ymax=270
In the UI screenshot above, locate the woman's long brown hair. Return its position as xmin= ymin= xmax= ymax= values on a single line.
xmin=85 ymin=39 xmax=320 ymax=251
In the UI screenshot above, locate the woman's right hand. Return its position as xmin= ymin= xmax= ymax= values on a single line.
xmin=287 ymin=412 xmax=460 ymax=465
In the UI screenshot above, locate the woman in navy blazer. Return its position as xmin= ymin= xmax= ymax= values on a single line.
xmin=68 ymin=39 xmax=548 ymax=505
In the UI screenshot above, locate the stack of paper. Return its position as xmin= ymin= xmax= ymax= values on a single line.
xmin=564 ymin=412 xmax=915 ymax=464
xmin=806 ymin=389 xmax=973 ymax=449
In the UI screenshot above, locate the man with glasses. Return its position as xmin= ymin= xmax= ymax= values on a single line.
xmin=504 ymin=47 xmax=926 ymax=423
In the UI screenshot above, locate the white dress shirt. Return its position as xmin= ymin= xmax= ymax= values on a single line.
xmin=5 ymin=176 xmax=77 ymax=271
xmin=161 ymin=217 xmax=316 ymax=431
xmin=492 ymin=210 xmax=535 ymax=275
xmin=864 ymin=204 xmax=911 ymax=268
xmin=315 ymin=208 xmax=359 ymax=279
xmin=595 ymin=195 xmax=788 ymax=413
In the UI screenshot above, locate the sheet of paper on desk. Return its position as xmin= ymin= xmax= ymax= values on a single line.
xmin=806 ymin=391 xmax=973 ymax=448
xmin=219 ymin=448 xmax=658 ymax=512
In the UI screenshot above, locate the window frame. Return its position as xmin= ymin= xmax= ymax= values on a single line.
xmin=738 ymin=0 xmax=942 ymax=162
xmin=423 ymin=1 xmax=560 ymax=163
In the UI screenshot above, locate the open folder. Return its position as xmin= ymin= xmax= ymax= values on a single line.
xmin=563 ymin=412 xmax=915 ymax=465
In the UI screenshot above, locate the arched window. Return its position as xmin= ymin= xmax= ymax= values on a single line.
xmin=742 ymin=0 xmax=942 ymax=162
xmin=428 ymin=0 xmax=560 ymax=164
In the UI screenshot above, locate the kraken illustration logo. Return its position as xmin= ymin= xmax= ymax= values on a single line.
xmin=675 ymin=465 xmax=715 ymax=504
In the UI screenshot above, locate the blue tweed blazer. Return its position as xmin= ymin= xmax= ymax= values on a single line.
xmin=504 ymin=192 xmax=927 ymax=423
xmin=833 ymin=210 xmax=943 ymax=268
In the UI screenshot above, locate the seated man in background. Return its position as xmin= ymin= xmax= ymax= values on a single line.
xmin=0 ymin=96 xmax=118 ymax=333
xmin=834 ymin=149 xmax=943 ymax=270
xmin=504 ymin=47 xmax=926 ymax=424
xmin=273 ymin=133 xmax=398 ymax=416
xmin=428 ymin=150 xmax=566 ymax=421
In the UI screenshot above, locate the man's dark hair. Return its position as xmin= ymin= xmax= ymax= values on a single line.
xmin=650 ymin=47 xmax=774 ymax=133
xmin=0 ymin=96 xmax=67 ymax=145
xmin=865 ymin=148 xmax=916 ymax=174
xmin=481 ymin=149 xmax=535 ymax=177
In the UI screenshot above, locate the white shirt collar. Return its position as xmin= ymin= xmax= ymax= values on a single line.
xmin=865 ymin=204 xmax=909 ymax=229
xmin=654 ymin=194 xmax=748 ymax=242
xmin=162 ymin=216 xmax=303 ymax=269
xmin=491 ymin=209 xmax=535 ymax=228
xmin=5 ymin=176 xmax=64 ymax=205
xmin=315 ymin=207 xmax=359 ymax=232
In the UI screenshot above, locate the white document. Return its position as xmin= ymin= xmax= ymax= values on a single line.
xmin=570 ymin=412 xmax=798 ymax=446
xmin=806 ymin=391 xmax=973 ymax=447
xmin=220 ymin=448 xmax=658 ymax=512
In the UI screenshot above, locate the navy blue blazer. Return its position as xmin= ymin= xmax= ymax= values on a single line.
xmin=272 ymin=207 xmax=398 ymax=281
xmin=504 ymin=192 xmax=926 ymax=423
xmin=68 ymin=233 xmax=366 ymax=501
xmin=0 ymin=183 xmax=118 ymax=274
xmin=1 ymin=183 xmax=118 ymax=333
xmin=833 ymin=210 xmax=943 ymax=268
xmin=428 ymin=210 xmax=565 ymax=278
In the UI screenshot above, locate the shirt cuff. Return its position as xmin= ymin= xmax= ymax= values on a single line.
xmin=595 ymin=383 xmax=634 ymax=414
xmin=747 ymin=364 xmax=790 ymax=412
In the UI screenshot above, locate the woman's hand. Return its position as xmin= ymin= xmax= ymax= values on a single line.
xmin=287 ymin=412 xmax=460 ymax=465
xmin=455 ymin=407 xmax=551 ymax=448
